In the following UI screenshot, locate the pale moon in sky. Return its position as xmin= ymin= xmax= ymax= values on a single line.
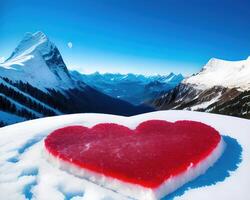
xmin=67 ymin=42 xmax=73 ymax=49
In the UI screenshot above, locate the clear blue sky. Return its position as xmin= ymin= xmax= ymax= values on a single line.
xmin=0 ymin=0 xmax=250 ymax=75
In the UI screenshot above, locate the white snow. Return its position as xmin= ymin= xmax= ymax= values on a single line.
xmin=0 ymin=110 xmax=249 ymax=200
xmin=6 ymin=32 xmax=52 ymax=60
xmin=184 ymin=57 xmax=250 ymax=90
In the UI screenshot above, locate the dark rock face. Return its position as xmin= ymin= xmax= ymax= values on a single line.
xmin=153 ymin=83 xmax=202 ymax=110
xmin=207 ymin=90 xmax=250 ymax=118
xmin=152 ymin=82 xmax=250 ymax=119
xmin=43 ymin=46 xmax=71 ymax=79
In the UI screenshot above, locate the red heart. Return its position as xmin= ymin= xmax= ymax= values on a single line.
xmin=44 ymin=120 xmax=223 ymax=199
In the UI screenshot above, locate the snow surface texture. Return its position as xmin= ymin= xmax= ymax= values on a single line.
xmin=183 ymin=57 xmax=250 ymax=90
xmin=0 ymin=111 xmax=247 ymax=200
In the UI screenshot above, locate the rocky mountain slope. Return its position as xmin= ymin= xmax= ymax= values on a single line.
xmin=152 ymin=57 xmax=250 ymax=119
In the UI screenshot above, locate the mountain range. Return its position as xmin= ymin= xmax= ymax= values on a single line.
xmin=152 ymin=57 xmax=250 ymax=119
xmin=0 ymin=31 xmax=154 ymax=126
xmin=70 ymin=71 xmax=183 ymax=105
xmin=1 ymin=31 xmax=249 ymax=126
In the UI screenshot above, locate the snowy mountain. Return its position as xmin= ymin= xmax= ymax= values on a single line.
xmin=184 ymin=57 xmax=250 ymax=90
xmin=0 ymin=31 xmax=153 ymax=126
xmin=0 ymin=111 xmax=247 ymax=200
xmin=70 ymin=71 xmax=184 ymax=105
xmin=153 ymin=57 xmax=250 ymax=119
xmin=1 ymin=31 xmax=73 ymax=90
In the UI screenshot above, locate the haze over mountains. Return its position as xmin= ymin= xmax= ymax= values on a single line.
xmin=70 ymin=71 xmax=184 ymax=105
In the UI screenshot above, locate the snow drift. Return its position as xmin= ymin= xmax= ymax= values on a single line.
xmin=0 ymin=111 xmax=248 ymax=200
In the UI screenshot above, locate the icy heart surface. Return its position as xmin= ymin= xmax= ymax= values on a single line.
xmin=44 ymin=120 xmax=221 ymax=188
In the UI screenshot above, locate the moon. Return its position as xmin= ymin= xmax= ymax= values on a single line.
xmin=67 ymin=42 xmax=73 ymax=49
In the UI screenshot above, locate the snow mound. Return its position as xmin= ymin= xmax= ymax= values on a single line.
xmin=0 ymin=111 xmax=248 ymax=200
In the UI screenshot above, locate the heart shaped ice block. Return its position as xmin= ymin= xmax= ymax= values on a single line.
xmin=44 ymin=120 xmax=224 ymax=200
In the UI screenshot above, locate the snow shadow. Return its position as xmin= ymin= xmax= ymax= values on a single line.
xmin=62 ymin=191 xmax=84 ymax=200
xmin=19 ymin=167 xmax=39 ymax=177
xmin=7 ymin=135 xmax=44 ymax=163
xmin=23 ymin=179 xmax=37 ymax=199
xmin=162 ymin=135 xmax=242 ymax=200
xmin=18 ymin=135 xmax=44 ymax=154
xmin=58 ymin=185 xmax=84 ymax=200
xmin=18 ymin=168 xmax=39 ymax=199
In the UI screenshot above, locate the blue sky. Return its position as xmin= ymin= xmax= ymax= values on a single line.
xmin=0 ymin=0 xmax=250 ymax=75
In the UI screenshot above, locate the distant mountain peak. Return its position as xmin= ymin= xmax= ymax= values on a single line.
xmin=168 ymin=72 xmax=175 ymax=76
xmin=184 ymin=57 xmax=250 ymax=90
xmin=177 ymin=73 xmax=184 ymax=78
xmin=70 ymin=71 xmax=184 ymax=105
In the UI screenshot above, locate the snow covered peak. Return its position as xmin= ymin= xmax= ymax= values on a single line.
xmin=6 ymin=31 xmax=53 ymax=61
xmin=12 ymin=32 xmax=54 ymax=63
xmin=148 ymin=72 xmax=184 ymax=84
xmin=23 ymin=31 xmax=48 ymax=43
xmin=184 ymin=57 xmax=250 ymax=90
xmin=0 ymin=31 xmax=73 ymax=90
